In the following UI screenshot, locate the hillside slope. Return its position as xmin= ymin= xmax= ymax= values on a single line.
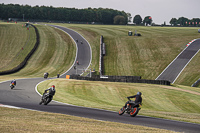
xmin=57 ymin=24 xmax=200 ymax=86
xmin=0 ymin=23 xmax=76 ymax=80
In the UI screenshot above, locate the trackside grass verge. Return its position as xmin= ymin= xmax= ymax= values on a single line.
xmin=37 ymin=79 xmax=200 ymax=124
xmin=0 ymin=107 xmax=177 ymax=133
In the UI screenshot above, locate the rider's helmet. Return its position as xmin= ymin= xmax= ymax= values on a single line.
xmin=51 ymin=85 xmax=55 ymax=88
xmin=137 ymin=92 xmax=142 ymax=96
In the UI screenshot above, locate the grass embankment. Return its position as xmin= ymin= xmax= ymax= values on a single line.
xmin=0 ymin=23 xmax=76 ymax=81
xmin=55 ymin=24 xmax=200 ymax=87
xmin=0 ymin=107 xmax=176 ymax=133
xmin=38 ymin=79 xmax=200 ymax=124
xmin=0 ymin=23 xmax=36 ymax=72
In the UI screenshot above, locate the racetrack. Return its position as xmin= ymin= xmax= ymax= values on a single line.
xmin=47 ymin=24 xmax=92 ymax=77
xmin=156 ymin=39 xmax=200 ymax=83
xmin=0 ymin=25 xmax=200 ymax=133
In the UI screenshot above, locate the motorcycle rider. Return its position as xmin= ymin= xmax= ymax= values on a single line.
xmin=44 ymin=85 xmax=56 ymax=97
xmin=11 ymin=79 xmax=16 ymax=86
xmin=41 ymin=85 xmax=56 ymax=104
xmin=44 ymin=72 xmax=49 ymax=78
xmin=124 ymin=92 xmax=142 ymax=109
xmin=76 ymin=60 xmax=79 ymax=65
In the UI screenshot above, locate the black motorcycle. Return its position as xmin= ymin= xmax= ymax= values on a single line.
xmin=39 ymin=91 xmax=53 ymax=105
xmin=118 ymin=98 xmax=142 ymax=117
xmin=44 ymin=73 xmax=49 ymax=79
xmin=10 ymin=83 xmax=15 ymax=89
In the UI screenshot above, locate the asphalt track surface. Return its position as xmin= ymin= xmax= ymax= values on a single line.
xmin=48 ymin=24 xmax=92 ymax=78
xmin=156 ymin=39 xmax=200 ymax=83
xmin=1 ymin=25 xmax=200 ymax=133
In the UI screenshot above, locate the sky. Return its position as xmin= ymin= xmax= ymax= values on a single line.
xmin=1 ymin=0 xmax=199 ymax=24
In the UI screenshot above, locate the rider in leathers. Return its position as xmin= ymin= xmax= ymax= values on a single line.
xmin=124 ymin=92 xmax=142 ymax=109
xmin=11 ymin=79 xmax=16 ymax=86
xmin=42 ymin=85 xmax=56 ymax=103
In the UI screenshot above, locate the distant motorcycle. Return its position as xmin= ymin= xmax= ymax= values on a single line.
xmin=10 ymin=82 xmax=15 ymax=89
xmin=39 ymin=91 xmax=53 ymax=105
xmin=118 ymin=98 xmax=142 ymax=117
xmin=44 ymin=72 xmax=49 ymax=79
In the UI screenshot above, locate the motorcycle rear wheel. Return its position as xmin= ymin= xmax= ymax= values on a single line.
xmin=130 ymin=107 xmax=139 ymax=117
xmin=10 ymin=85 xmax=14 ymax=89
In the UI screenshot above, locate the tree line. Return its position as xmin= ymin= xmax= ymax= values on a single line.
xmin=0 ymin=3 xmax=128 ymax=24
xmin=169 ymin=17 xmax=200 ymax=26
xmin=4 ymin=3 xmax=198 ymax=26
xmin=132 ymin=14 xmax=152 ymax=26
xmin=131 ymin=14 xmax=200 ymax=27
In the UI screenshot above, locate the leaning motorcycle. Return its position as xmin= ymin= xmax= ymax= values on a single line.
xmin=10 ymin=82 xmax=15 ymax=89
xmin=39 ymin=92 xmax=53 ymax=105
xmin=118 ymin=98 xmax=142 ymax=117
xmin=44 ymin=73 xmax=48 ymax=79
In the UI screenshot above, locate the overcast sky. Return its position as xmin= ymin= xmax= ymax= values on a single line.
xmin=1 ymin=0 xmax=199 ymax=24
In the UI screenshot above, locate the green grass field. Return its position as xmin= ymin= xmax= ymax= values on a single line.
xmin=0 ymin=22 xmax=200 ymax=132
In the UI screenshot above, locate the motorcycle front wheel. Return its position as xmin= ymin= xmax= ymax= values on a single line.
xmin=118 ymin=107 xmax=125 ymax=115
xmin=130 ymin=107 xmax=139 ymax=117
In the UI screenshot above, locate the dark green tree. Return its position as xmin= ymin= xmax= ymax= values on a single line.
xmin=100 ymin=9 xmax=112 ymax=24
xmin=169 ymin=18 xmax=177 ymax=26
xmin=163 ymin=21 xmax=166 ymax=26
xmin=113 ymin=15 xmax=126 ymax=25
xmin=177 ymin=17 xmax=188 ymax=26
xmin=143 ymin=16 xmax=152 ymax=26
xmin=191 ymin=18 xmax=200 ymax=26
xmin=133 ymin=15 xmax=142 ymax=25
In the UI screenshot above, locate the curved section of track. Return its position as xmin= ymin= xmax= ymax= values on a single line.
xmin=156 ymin=39 xmax=200 ymax=83
xmin=47 ymin=24 xmax=92 ymax=77
xmin=0 ymin=25 xmax=200 ymax=133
